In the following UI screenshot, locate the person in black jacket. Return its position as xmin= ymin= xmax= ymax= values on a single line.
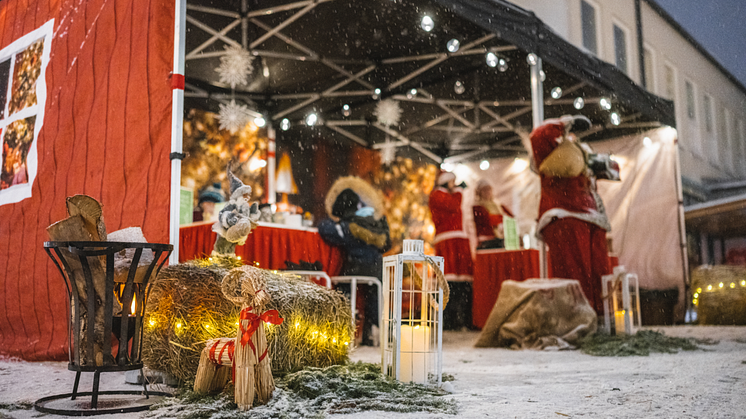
xmin=318 ymin=176 xmax=391 ymax=345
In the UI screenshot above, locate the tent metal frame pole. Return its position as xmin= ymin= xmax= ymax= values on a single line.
xmin=673 ymin=134 xmax=690 ymax=321
xmin=530 ymin=55 xmax=547 ymax=278
xmin=170 ymin=0 xmax=188 ymax=265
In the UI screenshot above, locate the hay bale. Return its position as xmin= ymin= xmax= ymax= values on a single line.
xmin=142 ymin=260 xmax=352 ymax=383
xmin=691 ymin=265 xmax=746 ymax=325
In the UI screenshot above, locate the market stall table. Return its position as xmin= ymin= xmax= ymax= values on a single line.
xmin=472 ymin=249 xmax=546 ymax=329
xmin=179 ymin=221 xmax=343 ymax=276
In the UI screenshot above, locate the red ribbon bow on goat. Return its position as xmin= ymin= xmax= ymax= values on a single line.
xmin=239 ymin=306 xmax=284 ymax=362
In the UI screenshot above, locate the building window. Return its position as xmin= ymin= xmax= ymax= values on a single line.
xmin=581 ymin=1 xmax=598 ymax=55
xmin=613 ymin=24 xmax=628 ymax=74
xmin=643 ymin=46 xmax=655 ymax=91
xmin=664 ymin=64 xmax=676 ymax=101
xmin=703 ymin=94 xmax=713 ymax=133
xmin=685 ymin=81 xmax=696 ymax=120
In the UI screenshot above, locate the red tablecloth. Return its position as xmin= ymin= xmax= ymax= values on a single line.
xmin=472 ymin=249 xmax=543 ymax=329
xmin=179 ymin=222 xmax=344 ymax=276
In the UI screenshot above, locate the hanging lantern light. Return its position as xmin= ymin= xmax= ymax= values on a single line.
xmin=610 ymin=112 xmax=621 ymax=126
xmin=382 ymin=240 xmax=446 ymax=385
xmin=550 ymin=87 xmax=563 ymax=99
xmin=498 ymin=58 xmax=508 ymax=72
xmin=573 ymin=97 xmax=585 ymax=109
xmin=599 ymin=97 xmax=612 ymax=110
xmin=305 ymin=113 xmax=318 ymax=126
xmin=446 ymin=39 xmax=460 ymax=53
xmin=485 ymin=52 xmax=498 ymax=68
xmin=454 ymin=80 xmax=465 ymax=95
xmin=421 ymin=15 xmax=434 ymax=32
xmin=280 ymin=118 xmax=291 ymax=131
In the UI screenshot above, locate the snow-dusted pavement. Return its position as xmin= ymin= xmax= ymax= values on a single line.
xmin=1 ymin=326 xmax=745 ymax=418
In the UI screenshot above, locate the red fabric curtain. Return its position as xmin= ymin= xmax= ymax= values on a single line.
xmin=0 ymin=0 xmax=174 ymax=360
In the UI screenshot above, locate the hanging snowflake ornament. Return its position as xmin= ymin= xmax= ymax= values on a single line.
xmin=374 ymin=99 xmax=402 ymax=127
xmin=379 ymin=138 xmax=397 ymax=166
xmin=218 ymin=99 xmax=250 ymax=134
xmin=216 ymin=45 xmax=254 ymax=89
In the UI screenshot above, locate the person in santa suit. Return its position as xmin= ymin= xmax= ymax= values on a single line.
xmin=528 ymin=115 xmax=613 ymax=314
xmin=473 ymin=179 xmax=514 ymax=249
xmin=428 ymin=171 xmax=474 ymax=330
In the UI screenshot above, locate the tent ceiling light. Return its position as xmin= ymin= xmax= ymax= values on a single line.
xmin=421 ymin=15 xmax=434 ymax=32
xmin=479 ymin=160 xmax=490 ymax=170
xmin=526 ymin=53 xmax=538 ymax=66
xmin=485 ymin=52 xmax=498 ymax=68
xmin=550 ymin=87 xmax=562 ymax=99
xmin=446 ymin=39 xmax=460 ymax=53
xmin=454 ymin=80 xmax=465 ymax=94
xmin=280 ymin=118 xmax=291 ymax=131
xmin=498 ymin=58 xmax=508 ymax=72
xmin=610 ymin=112 xmax=621 ymax=126
xmin=573 ymin=97 xmax=585 ymax=109
xmin=305 ymin=113 xmax=318 ymax=126
xmin=600 ymin=97 xmax=612 ymax=110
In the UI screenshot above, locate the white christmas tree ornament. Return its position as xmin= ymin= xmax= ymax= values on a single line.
xmin=218 ymin=100 xmax=250 ymax=134
xmin=216 ymin=45 xmax=254 ymax=89
xmin=374 ymin=99 xmax=402 ymax=127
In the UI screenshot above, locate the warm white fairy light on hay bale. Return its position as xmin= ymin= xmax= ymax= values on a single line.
xmin=691 ymin=265 xmax=746 ymax=325
xmin=142 ymin=259 xmax=352 ymax=383
xmin=382 ymin=240 xmax=448 ymax=386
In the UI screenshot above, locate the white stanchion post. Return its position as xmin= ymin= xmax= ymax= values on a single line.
xmin=169 ymin=0 xmax=187 ymax=265
xmin=529 ymin=53 xmax=547 ymax=279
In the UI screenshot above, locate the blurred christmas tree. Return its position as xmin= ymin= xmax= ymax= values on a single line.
xmin=181 ymin=109 xmax=267 ymax=206
xmin=370 ymin=156 xmax=438 ymax=255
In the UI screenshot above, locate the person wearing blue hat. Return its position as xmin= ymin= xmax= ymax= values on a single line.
xmin=193 ymin=182 xmax=225 ymax=222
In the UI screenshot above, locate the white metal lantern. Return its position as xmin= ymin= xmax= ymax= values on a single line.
xmin=602 ymin=265 xmax=642 ymax=335
xmin=381 ymin=240 xmax=445 ymax=385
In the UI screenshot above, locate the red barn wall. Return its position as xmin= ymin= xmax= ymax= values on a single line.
xmin=0 ymin=0 xmax=174 ymax=360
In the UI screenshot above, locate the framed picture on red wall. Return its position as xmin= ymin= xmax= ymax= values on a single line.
xmin=0 ymin=19 xmax=53 ymax=205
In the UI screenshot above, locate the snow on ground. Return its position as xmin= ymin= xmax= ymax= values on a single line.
xmin=1 ymin=326 xmax=745 ymax=418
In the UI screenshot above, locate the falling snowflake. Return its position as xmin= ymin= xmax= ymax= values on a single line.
xmin=216 ymin=45 xmax=254 ymax=89
xmin=218 ymin=100 xmax=250 ymax=133
xmin=379 ymin=138 xmax=397 ymax=165
xmin=374 ymin=99 xmax=402 ymax=127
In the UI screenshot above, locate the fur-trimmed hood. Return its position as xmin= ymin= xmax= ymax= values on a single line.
xmin=325 ymin=176 xmax=385 ymax=222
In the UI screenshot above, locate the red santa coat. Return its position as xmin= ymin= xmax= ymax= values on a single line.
xmin=530 ymin=119 xmax=610 ymax=313
xmin=429 ymin=187 xmax=473 ymax=281
xmin=473 ymin=202 xmax=513 ymax=245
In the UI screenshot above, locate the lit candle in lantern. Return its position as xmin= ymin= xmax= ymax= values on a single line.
xmin=399 ymin=323 xmax=430 ymax=383
xmin=614 ymin=310 xmax=626 ymax=335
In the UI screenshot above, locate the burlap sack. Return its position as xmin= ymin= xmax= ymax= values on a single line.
xmin=538 ymin=140 xmax=586 ymax=178
xmin=475 ymin=278 xmax=597 ymax=350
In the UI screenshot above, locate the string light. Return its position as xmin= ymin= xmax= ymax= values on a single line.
xmin=342 ymin=104 xmax=351 ymax=117
xmin=421 ymin=15 xmax=434 ymax=32
xmin=550 ymin=87 xmax=562 ymax=99
xmin=305 ymin=113 xmax=318 ymax=126
xmin=610 ymin=112 xmax=621 ymax=126
xmin=599 ymin=97 xmax=612 ymax=110
xmin=526 ymin=53 xmax=538 ymax=66
xmin=446 ymin=39 xmax=460 ymax=53
xmin=707 ymin=285 xmax=713 ymax=291
xmin=254 ymin=116 xmax=266 ymax=128
xmin=485 ymin=52 xmax=498 ymax=68
xmin=574 ymin=97 xmax=585 ymax=109
xmin=498 ymin=58 xmax=508 ymax=72
xmin=280 ymin=118 xmax=291 ymax=131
